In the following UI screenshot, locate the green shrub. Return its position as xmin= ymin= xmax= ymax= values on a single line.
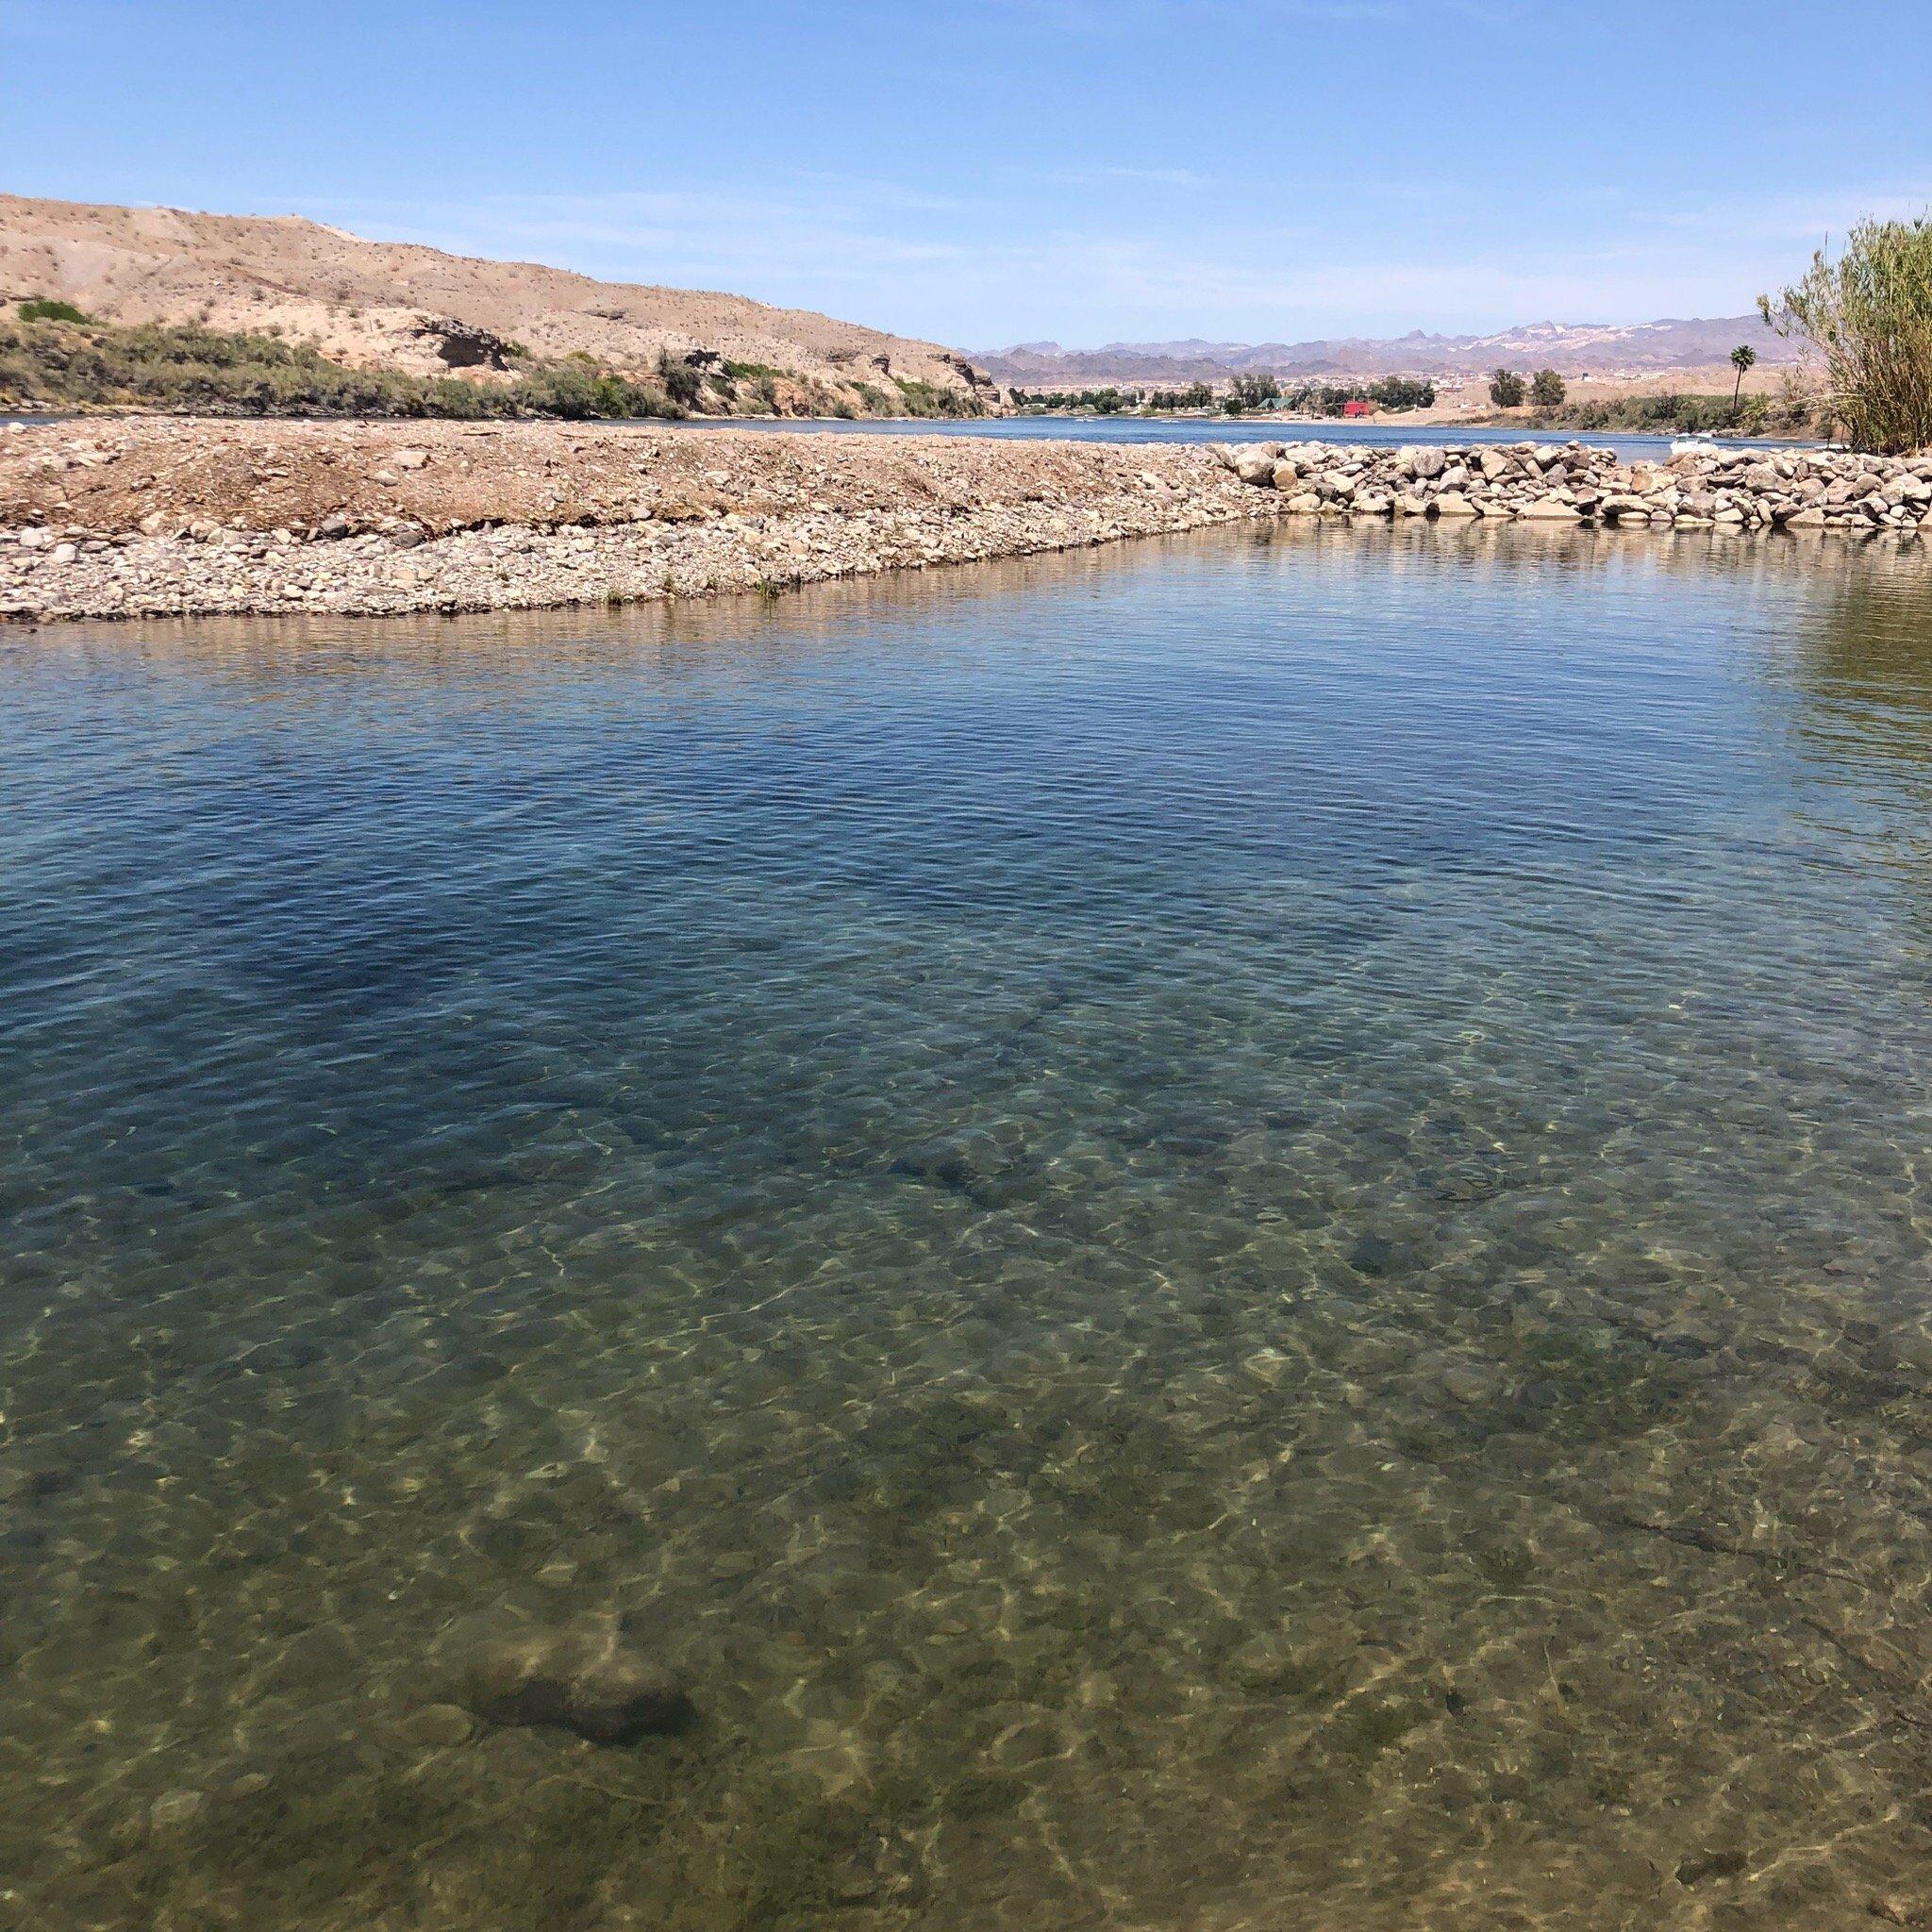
xmin=891 ymin=374 xmax=983 ymax=419
xmin=1529 ymin=368 xmax=1566 ymax=408
xmin=655 ymin=350 xmax=703 ymax=408
xmin=1761 ymin=213 xmax=1932 ymax=452
xmin=1489 ymin=367 xmax=1526 ymax=408
xmin=18 ymin=297 xmax=91 ymax=324
xmin=1552 ymin=391 xmax=1769 ymax=435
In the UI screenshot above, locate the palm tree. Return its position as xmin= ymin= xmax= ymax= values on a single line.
xmin=1729 ymin=343 xmax=1757 ymax=423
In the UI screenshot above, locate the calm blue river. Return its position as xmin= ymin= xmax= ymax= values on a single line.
xmin=666 ymin=411 xmax=1740 ymax=464
xmin=4 ymin=519 xmax=1931 ymax=1929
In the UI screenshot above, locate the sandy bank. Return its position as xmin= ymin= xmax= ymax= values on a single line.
xmin=0 ymin=418 xmax=1276 ymax=622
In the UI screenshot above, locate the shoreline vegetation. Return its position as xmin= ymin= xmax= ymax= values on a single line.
xmin=6 ymin=419 xmax=1930 ymax=625
xmin=0 ymin=309 xmax=992 ymax=425
xmin=0 ymin=311 xmax=1817 ymax=441
xmin=1011 ymin=377 xmax=1823 ymax=440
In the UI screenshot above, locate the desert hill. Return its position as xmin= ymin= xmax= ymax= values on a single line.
xmin=0 ymin=193 xmax=1003 ymax=417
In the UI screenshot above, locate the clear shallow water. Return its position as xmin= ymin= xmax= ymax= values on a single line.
xmin=5 ymin=522 xmax=1932 ymax=1930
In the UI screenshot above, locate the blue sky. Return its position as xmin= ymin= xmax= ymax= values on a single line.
xmin=5 ymin=0 xmax=1929 ymax=348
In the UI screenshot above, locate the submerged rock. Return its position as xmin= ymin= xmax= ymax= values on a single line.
xmin=891 ymin=1130 xmax=1026 ymax=1208
xmin=1440 ymin=1360 xmax=1506 ymax=1406
xmin=1347 ymin=1232 xmax=1395 ymax=1276
xmin=393 ymin=1702 xmax=478 ymax=1750
xmin=147 ymin=1788 xmax=208 ymax=1834
xmin=439 ymin=1617 xmax=694 ymax=1746
xmin=1675 ymin=1847 xmax=1749 ymax=1887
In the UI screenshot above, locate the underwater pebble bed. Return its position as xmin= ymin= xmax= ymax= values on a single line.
xmin=6 ymin=521 xmax=1932 ymax=1929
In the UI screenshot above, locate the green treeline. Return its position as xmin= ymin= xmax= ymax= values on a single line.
xmin=1010 ymin=373 xmax=1437 ymax=417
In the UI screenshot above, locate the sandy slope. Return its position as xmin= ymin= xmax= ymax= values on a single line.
xmin=0 ymin=194 xmax=1002 ymax=414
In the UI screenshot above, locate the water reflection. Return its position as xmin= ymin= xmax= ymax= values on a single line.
xmin=4 ymin=524 xmax=1932 ymax=1930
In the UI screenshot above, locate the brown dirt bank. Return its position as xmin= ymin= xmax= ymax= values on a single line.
xmin=0 ymin=417 xmax=1283 ymax=622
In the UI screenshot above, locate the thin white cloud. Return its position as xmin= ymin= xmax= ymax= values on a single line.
xmin=1046 ymin=165 xmax=1218 ymax=188
xmin=282 ymin=169 xmax=1928 ymax=346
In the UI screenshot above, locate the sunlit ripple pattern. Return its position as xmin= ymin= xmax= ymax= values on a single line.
xmin=6 ymin=520 xmax=1932 ymax=1930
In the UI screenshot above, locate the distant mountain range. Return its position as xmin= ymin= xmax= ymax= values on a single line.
xmin=976 ymin=315 xmax=1805 ymax=386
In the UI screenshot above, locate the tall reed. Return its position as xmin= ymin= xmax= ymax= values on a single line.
xmin=1761 ymin=215 xmax=1932 ymax=454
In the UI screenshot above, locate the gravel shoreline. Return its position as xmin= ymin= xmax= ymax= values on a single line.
xmin=0 ymin=418 xmax=1282 ymax=622
xmin=4 ymin=418 xmax=1929 ymax=624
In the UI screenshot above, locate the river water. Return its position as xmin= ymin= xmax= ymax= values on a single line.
xmin=4 ymin=518 xmax=1932 ymax=1929
xmin=662 ymin=411 xmax=1749 ymax=466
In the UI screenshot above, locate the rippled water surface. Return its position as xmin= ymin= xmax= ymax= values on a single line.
xmin=8 ymin=521 xmax=1932 ymax=1931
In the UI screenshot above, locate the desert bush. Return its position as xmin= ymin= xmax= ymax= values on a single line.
xmin=1761 ymin=214 xmax=1932 ymax=452
xmin=1529 ymin=368 xmax=1566 ymax=408
xmin=18 ymin=297 xmax=91 ymax=324
xmin=655 ymin=350 xmax=703 ymax=408
xmin=891 ymin=375 xmax=981 ymax=418
xmin=1489 ymin=368 xmax=1526 ymax=408
xmin=1764 ymin=365 xmax=1823 ymax=435
xmin=1557 ymin=391 xmax=1767 ymax=435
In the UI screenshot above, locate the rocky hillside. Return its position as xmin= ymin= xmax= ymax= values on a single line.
xmin=982 ymin=316 xmax=1805 ymax=386
xmin=0 ymin=194 xmax=1003 ymax=418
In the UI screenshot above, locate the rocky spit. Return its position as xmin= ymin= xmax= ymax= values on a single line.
xmin=0 ymin=418 xmax=1279 ymax=622
xmin=3 ymin=419 xmax=1929 ymax=624
xmin=1216 ymin=435 xmax=1932 ymax=532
